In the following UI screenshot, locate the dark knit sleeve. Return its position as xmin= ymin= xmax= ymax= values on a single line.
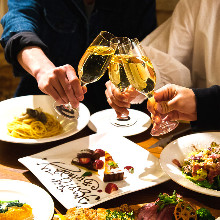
xmin=190 ymin=85 xmax=220 ymax=131
xmin=4 ymin=32 xmax=48 ymax=76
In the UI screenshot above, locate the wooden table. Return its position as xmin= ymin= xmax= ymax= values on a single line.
xmin=0 ymin=122 xmax=219 ymax=218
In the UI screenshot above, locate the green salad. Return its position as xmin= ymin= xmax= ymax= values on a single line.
xmin=181 ymin=142 xmax=220 ymax=190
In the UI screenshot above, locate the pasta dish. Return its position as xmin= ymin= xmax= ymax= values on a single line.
xmin=7 ymin=108 xmax=63 ymax=139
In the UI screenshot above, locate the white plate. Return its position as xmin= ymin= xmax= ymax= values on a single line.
xmin=160 ymin=132 xmax=220 ymax=197
xmin=0 ymin=95 xmax=90 ymax=144
xmin=88 ymin=109 xmax=151 ymax=136
xmin=19 ymin=133 xmax=169 ymax=209
xmin=0 ymin=179 xmax=54 ymax=220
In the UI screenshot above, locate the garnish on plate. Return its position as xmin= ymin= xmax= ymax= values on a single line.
xmin=174 ymin=201 xmax=197 ymax=220
xmin=106 ymin=209 xmax=134 ymax=220
xmin=124 ymin=166 xmax=134 ymax=174
xmin=105 ymin=183 xmax=118 ymax=194
xmin=71 ymin=148 xmax=104 ymax=171
xmin=137 ymin=191 xmax=216 ymax=220
xmin=82 ymin=171 xmax=92 ymax=177
xmin=155 ymin=190 xmax=183 ymax=212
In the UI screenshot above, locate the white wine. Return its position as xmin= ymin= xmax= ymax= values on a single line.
xmin=108 ymin=54 xmax=131 ymax=92
xmin=121 ymin=55 xmax=156 ymax=97
xmin=78 ymin=45 xmax=115 ymax=85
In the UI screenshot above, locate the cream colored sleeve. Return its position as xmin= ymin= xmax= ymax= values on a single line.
xmin=130 ymin=0 xmax=196 ymax=105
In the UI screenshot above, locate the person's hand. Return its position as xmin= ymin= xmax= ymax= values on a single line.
xmin=17 ymin=46 xmax=87 ymax=109
xmin=36 ymin=64 xmax=87 ymax=108
xmin=147 ymin=84 xmax=197 ymax=122
xmin=105 ymin=81 xmax=139 ymax=118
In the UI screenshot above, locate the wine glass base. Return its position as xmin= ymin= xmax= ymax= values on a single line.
xmin=53 ymin=102 xmax=79 ymax=119
xmin=110 ymin=115 xmax=137 ymax=127
xmin=88 ymin=109 xmax=151 ymax=136
xmin=150 ymin=120 xmax=179 ymax=136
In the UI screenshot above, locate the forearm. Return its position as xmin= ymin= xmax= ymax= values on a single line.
xmin=17 ymin=46 xmax=55 ymax=79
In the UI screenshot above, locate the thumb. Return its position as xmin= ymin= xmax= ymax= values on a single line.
xmin=154 ymin=84 xmax=177 ymax=102
xmin=156 ymin=96 xmax=178 ymax=114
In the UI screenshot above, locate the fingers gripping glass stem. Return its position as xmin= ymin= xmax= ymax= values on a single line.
xmin=148 ymin=96 xmax=179 ymax=136
xmin=54 ymin=31 xmax=116 ymax=119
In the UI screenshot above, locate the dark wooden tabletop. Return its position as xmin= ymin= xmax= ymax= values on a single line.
xmin=0 ymin=122 xmax=219 ymax=218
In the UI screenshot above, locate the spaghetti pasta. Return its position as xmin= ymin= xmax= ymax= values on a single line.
xmin=7 ymin=108 xmax=63 ymax=139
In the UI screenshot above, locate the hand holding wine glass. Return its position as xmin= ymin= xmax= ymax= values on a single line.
xmin=120 ymin=38 xmax=179 ymax=136
xmin=54 ymin=31 xmax=116 ymax=119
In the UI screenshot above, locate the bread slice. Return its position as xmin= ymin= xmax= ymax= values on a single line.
xmin=103 ymin=151 xmax=124 ymax=182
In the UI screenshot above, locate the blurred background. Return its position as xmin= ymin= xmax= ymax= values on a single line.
xmin=0 ymin=0 xmax=179 ymax=101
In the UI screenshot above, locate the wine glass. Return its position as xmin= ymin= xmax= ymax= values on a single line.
xmin=120 ymin=38 xmax=179 ymax=136
xmin=54 ymin=31 xmax=116 ymax=119
xmin=108 ymin=37 xmax=138 ymax=127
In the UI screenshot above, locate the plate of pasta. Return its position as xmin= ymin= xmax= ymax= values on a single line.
xmin=0 ymin=95 xmax=90 ymax=144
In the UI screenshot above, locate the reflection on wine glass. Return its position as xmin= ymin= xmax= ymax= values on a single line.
xmin=108 ymin=37 xmax=137 ymax=127
xmin=54 ymin=31 xmax=116 ymax=119
xmin=120 ymin=38 xmax=178 ymax=136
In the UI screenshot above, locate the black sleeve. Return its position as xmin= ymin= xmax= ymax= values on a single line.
xmin=190 ymin=85 xmax=220 ymax=131
xmin=4 ymin=32 xmax=48 ymax=76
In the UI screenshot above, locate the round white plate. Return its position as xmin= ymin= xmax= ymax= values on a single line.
xmin=0 ymin=179 xmax=54 ymax=220
xmin=0 ymin=95 xmax=90 ymax=144
xmin=88 ymin=109 xmax=151 ymax=136
xmin=160 ymin=132 xmax=220 ymax=197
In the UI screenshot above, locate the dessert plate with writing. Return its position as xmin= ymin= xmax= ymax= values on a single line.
xmin=19 ymin=133 xmax=169 ymax=209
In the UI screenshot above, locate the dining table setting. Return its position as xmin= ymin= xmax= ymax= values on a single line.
xmin=0 ymin=93 xmax=219 ymax=220
xmin=0 ymin=31 xmax=219 ymax=220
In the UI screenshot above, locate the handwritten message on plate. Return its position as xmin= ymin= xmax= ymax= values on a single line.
xmin=19 ymin=133 xmax=169 ymax=209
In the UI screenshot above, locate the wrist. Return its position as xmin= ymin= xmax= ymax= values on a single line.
xmin=17 ymin=46 xmax=55 ymax=79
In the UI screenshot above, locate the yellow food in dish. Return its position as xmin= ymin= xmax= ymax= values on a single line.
xmin=7 ymin=108 xmax=62 ymax=139
xmin=0 ymin=204 xmax=33 ymax=220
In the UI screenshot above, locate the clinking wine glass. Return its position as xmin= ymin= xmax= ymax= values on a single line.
xmin=120 ymin=38 xmax=179 ymax=136
xmin=108 ymin=37 xmax=138 ymax=127
xmin=54 ymin=31 xmax=116 ymax=119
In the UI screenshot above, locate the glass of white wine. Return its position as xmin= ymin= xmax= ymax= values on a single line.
xmin=108 ymin=37 xmax=138 ymax=127
xmin=54 ymin=31 xmax=116 ymax=119
xmin=120 ymin=38 xmax=179 ymax=136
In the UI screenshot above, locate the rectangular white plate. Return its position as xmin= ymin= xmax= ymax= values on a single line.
xmin=19 ymin=133 xmax=169 ymax=209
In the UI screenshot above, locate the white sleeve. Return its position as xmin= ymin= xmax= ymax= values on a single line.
xmin=144 ymin=46 xmax=192 ymax=90
xmin=140 ymin=0 xmax=197 ymax=92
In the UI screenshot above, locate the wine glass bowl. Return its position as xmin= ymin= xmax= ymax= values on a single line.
xmin=78 ymin=31 xmax=116 ymax=86
xmin=54 ymin=31 xmax=116 ymax=119
xmin=108 ymin=37 xmax=138 ymax=127
xmin=121 ymin=38 xmax=178 ymax=136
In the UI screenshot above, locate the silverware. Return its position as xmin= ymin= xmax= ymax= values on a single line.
xmin=147 ymin=126 xmax=191 ymax=149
